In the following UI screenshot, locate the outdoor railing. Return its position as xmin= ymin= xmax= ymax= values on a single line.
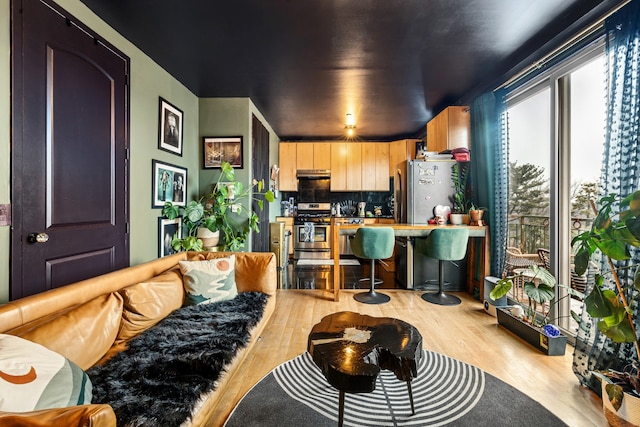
xmin=507 ymin=214 xmax=594 ymax=254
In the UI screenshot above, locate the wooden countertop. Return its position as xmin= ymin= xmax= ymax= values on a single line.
xmin=330 ymin=223 xmax=490 ymax=301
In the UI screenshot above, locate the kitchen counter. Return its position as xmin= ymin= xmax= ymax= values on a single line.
xmin=329 ymin=223 xmax=490 ymax=302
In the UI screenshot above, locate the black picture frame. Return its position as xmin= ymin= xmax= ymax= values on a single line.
xmin=152 ymin=159 xmax=187 ymax=208
xmin=158 ymin=216 xmax=182 ymax=257
xmin=203 ymin=136 xmax=243 ymax=169
xmin=158 ymin=97 xmax=184 ymax=156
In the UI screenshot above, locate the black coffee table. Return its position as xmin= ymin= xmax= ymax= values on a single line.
xmin=307 ymin=311 xmax=423 ymax=426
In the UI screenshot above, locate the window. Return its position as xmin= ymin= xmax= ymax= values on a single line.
xmin=505 ymin=43 xmax=606 ymax=335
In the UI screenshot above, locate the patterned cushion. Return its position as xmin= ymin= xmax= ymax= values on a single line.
xmin=0 ymin=334 xmax=92 ymax=412
xmin=179 ymin=255 xmax=237 ymax=305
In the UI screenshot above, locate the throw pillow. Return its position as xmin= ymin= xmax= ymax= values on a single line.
xmin=0 ymin=334 xmax=92 ymax=412
xmin=179 ymin=255 xmax=237 ymax=305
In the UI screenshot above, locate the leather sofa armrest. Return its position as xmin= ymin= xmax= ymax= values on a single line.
xmin=0 ymin=404 xmax=116 ymax=427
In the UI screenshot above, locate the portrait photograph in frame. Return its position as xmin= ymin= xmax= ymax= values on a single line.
xmin=203 ymin=136 xmax=243 ymax=169
xmin=158 ymin=97 xmax=184 ymax=156
xmin=158 ymin=216 xmax=182 ymax=257
xmin=152 ymin=160 xmax=187 ymax=208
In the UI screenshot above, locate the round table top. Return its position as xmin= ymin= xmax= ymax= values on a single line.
xmin=307 ymin=311 xmax=423 ymax=393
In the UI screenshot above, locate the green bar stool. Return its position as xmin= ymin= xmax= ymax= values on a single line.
xmin=415 ymin=228 xmax=469 ymax=306
xmin=350 ymin=227 xmax=395 ymax=304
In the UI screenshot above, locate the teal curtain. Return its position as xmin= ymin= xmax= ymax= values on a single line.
xmin=469 ymin=89 xmax=508 ymax=277
xmin=573 ymin=0 xmax=640 ymax=391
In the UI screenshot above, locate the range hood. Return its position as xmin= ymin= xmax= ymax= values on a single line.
xmin=296 ymin=169 xmax=331 ymax=179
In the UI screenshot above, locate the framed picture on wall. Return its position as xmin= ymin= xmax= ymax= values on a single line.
xmin=203 ymin=136 xmax=243 ymax=169
xmin=158 ymin=216 xmax=182 ymax=257
xmin=158 ymin=97 xmax=184 ymax=156
xmin=152 ymin=159 xmax=187 ymax=208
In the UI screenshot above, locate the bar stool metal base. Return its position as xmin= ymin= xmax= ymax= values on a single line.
xmin=421 ymin=292 xmax=461 ymax=306
xmin=354 ymin=291 xmax=390 ymax=304
xmin=354 ymin=259 xmax=389 ymax=304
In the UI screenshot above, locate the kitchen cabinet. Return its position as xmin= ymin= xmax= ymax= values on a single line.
xmin=426 ymin=106 xmax=470 ymax=153
xmin=330 ymin=143 xmax=348 ymax=190
xmin=345 ymin=143 xmax=362 ymax=190
xmin=361 ymin=143 xmax=389 ymax=191
xmin=279 ymin=143 xmax=297 ymax=191
xmin=296 ymin=143 xmax=314 ymax=170
xmin=313 ymin=143 xmax=331 ymax=169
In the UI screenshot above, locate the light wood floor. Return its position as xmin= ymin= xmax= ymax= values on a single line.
xmin=207 ymin=290 xmax=606 ymax=426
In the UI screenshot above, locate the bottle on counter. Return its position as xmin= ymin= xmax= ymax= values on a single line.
xmin=335 ymin=203 xmax=341 ymax=217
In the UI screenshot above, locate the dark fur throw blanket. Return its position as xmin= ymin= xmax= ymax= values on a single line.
xmin=87 ymin=292 xmax=268 ymax=427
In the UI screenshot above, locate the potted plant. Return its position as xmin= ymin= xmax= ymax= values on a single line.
xmin=469 ymin=203 xmax=486 ymax=226
xmin=571 ymin=190 xmax=640 ymax=425
xmin=162 ymin=162 xmax=275 ymax=252
xmin=490 ymin=265 xmax=572 ymax=355
xmin=450 ymin=162 xmax=470 ymax=225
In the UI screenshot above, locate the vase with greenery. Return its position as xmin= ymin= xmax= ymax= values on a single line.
xmin=571 ymin=190 xmax=640 ymax=421
xmin=162 ymin=162 xmax=275 ymax=252
xmin=450 ymin=162 xmax=470 ymax=225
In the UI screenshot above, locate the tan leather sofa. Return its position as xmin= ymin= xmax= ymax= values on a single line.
xmin=0 ymin=251 xmax=277 ymax=427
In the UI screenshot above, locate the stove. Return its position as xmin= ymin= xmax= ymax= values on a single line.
xmin=294 ymin=202 xmax=332 ymax=225
xmin=293 ymin=202 xmax=332 ymax=259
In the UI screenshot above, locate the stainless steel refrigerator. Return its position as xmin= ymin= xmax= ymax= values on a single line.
xmin=407 ymin=159 xmax=456 ymax=224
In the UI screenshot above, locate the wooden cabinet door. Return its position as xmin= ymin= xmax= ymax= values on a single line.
xmin=279 ymin=142 xmax=297 ymax=191
xmin=346 ymin=143 xmax=362 ymax=190
xmin=313 ymin=143 xmax=331 ymax=169
xmin=331 ymin=143 xmax=348 ymax=191
xmin=296 ymin=143 xmax=314 ymax=170
xmin=447 ymin=106 xmax=470 ymax=149
xmin=374 ymin=143 xmax=390 ymax=190
xmin=426 ymin=106 xmax=469 ymax=152
xmin=361 ymin=143 xmax=375 ymax=191
xmin=361 ymin=143 xmax=388 ymax=191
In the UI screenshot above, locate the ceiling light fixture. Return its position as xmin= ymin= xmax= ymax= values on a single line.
xmin=345 ymin=113 xmax=356 ymax=136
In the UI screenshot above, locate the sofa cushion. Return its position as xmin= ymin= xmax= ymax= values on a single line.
xmin=116 ymin=268 xmax=184 ymax=344
xmin=179 ymin=255 xmax=237 ymax=305
xmin=12 ymin=293 xmax=124 ymax=370
xmin=0 ymin=334 xmax=92 ymax=412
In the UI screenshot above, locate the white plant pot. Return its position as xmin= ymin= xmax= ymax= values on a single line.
xmin=601 ymin=380 xmax=640 ymax=426
xmin=450 ymin=213 xmax=465 ymax=225
xmin=197 ymin=227 xmax=220 ymax=248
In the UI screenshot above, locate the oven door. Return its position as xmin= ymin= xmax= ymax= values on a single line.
xmin=293 ymin=223 xmax=331 ymax=258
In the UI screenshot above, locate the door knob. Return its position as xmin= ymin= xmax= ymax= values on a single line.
xmin=28 ymin=232 xmax=49 ymax=243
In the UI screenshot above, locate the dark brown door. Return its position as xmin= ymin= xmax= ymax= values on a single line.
xmin=251 ymin=115 xmax=270 ymax=252
xmin=11 ymin=0 xmax=129 ymax=299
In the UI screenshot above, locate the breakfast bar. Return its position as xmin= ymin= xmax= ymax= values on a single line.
xmin=330 ymin=222 xmax=489 ymax=302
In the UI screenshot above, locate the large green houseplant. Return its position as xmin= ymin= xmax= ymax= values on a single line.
xmin=162 ymin=162 xmax=274 ymax=252
xmin=572 ymin=190 xmax=640 ymax=417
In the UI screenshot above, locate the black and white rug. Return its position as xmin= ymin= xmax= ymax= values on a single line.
xmin=225 ymin=350 xmax=567 ymax=426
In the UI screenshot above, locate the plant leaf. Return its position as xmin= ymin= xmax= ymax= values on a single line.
xmin=489 ymin=278 xmax=512 ymax=300
xmin=584 ymin=281 xmax=615 ymax=318
xmin=524 ymin=282 xmax=554 ymax=304
xmin=605 ymin=383 xmax=625 ymax=411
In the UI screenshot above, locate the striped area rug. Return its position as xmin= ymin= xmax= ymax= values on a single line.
xmin=225 ymin=350 xmax=566 ymax=426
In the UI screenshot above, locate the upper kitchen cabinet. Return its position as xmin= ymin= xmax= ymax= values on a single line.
xmin=361 ymin=143 xmax=389 ymax=191
xmin=279 ymin=142 xmax=297 ymax=191
xmin=331 ymin=142 xmax=362 ymax=191
xmin=426 ymin=106 xmax=470 ymax=153
xmin=296 ymin=143 xmax=314 ymax=170
xmin=313 ymin=143 xmax=331 ymax=169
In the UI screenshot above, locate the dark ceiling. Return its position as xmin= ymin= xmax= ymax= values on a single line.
xmin=79 ymin=0 xmax=620 ymax=141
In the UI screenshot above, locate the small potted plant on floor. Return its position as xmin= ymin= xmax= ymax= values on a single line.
xmin=489 ymin=265 xmax=572 ymax=355
xmin=450 ymin=162 xmax=470 ymax=225
xmin=162 ymin=162 xmax=274 ymax=252
xmin=571 ymin=190 xmax=640 ymax=425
